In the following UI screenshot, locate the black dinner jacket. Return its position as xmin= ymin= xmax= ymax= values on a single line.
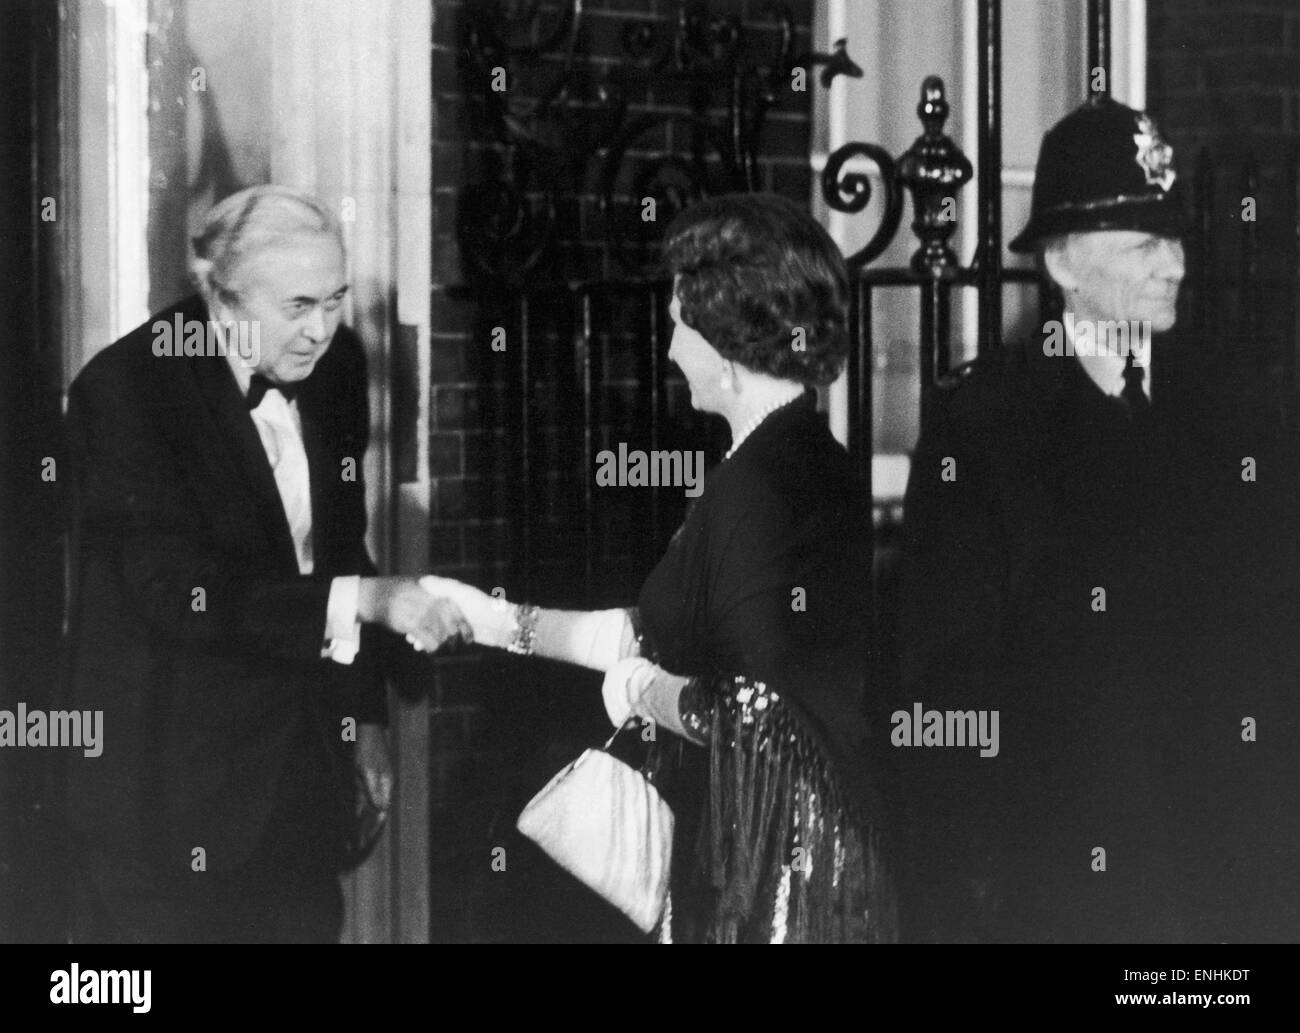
xmin=62 ymin=294 xmax=385 ymax=877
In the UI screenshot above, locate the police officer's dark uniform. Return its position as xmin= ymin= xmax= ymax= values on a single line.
xmin=892 ymin=98 xmax=1299 ymax=943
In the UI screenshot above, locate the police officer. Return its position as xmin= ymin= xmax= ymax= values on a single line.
xmin=893 ymin=97 xmax=1296 ymax=943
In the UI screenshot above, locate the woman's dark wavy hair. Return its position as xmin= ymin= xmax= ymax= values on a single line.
xmin=662 ymin=192 xmax=850 ymax=387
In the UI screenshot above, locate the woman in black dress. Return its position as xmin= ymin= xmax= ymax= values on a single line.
xmin=425 ymin=193 xmax=893 ymax=943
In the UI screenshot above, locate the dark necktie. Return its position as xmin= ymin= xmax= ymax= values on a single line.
xmin=247 ymin=373 xmax=298 ymax=410
xmin=1121 ymin=354 xmax=1150 ymax=414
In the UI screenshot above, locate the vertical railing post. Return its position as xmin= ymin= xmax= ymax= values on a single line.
xmin=846 ymin=279 xmax=867 ymax=472
xmin=919 ymin=284 xmax=937 ymax=412
xmin=860 ymin=277 xmax=877 ymax=709
xmin=575 ymin=289 xmax=595 ymax=598
xmin=844 ymin=276 xmax=876 ymax=707
xmin=518 ymin=293 xmax=533 ymax=596
xmin=847 ymin=278 xmax=875 ymax=533
xmin=977 ymin=0 xmax=1003 ymax=355
xmin=1087 ymin=0 xmax=1111 ymax=101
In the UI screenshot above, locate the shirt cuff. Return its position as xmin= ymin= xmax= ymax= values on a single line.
xmin=322 ymin=575 xmax=362 ymax=665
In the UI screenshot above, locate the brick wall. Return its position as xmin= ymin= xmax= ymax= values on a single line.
xmin=1147 ymin=0 xmax=1300 ymax=381
xmin=426 ymin=0 xmax=815 ymax=941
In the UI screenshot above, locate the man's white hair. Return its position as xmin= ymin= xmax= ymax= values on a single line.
xmin=190 ymin=185 xmax=344 ymax=304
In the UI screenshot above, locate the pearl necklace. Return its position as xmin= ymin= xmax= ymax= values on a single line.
xmin=724 ymin=393 xmax=804 ymax=460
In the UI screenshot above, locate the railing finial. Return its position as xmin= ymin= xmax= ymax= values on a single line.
xmin=897 ymin=76 xmax=973 ymax=278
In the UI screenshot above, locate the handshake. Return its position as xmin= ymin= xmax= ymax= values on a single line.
xmin=358 ymin=576 xmax=473 ymax=654
xmin=357 ymin=576 xmax=507 ymax=654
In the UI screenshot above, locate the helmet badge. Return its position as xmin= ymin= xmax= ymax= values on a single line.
xmin=1133 ymin=114 xmax=1175 ymax=191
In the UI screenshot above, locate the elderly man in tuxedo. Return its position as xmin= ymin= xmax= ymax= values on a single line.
xmin=63 ymin=185 xmax=467 ymax=943
xmin=895 ymin=99 xmax=1297 ymax=943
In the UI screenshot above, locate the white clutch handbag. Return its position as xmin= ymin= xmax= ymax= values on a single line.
xmin=516 ymin=727 xmax=674 ymax=934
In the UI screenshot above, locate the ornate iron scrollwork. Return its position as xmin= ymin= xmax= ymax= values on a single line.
xmin=820 ymin=76 xmax=976 ymax=277
xmin=457 ymin=0 xmax=859 ymax=284
xmin=821 ymin=143 xmax=903 ymax=269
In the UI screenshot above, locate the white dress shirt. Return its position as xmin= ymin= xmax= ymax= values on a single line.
xmin=226 ymin=352 xmax=361 ymax=664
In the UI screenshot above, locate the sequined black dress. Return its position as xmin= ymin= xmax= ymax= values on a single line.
xmin=634 ymin=391 xmax=895 ymax=944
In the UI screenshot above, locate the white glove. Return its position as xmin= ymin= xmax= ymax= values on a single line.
xmin=601 ymin=656 xmax=698 ymax=741
xmin=419 ymin=575 xmax=513 ymax=648
xmin=602 ymin=656 xmax=657 ymax=727
xmin=418 ymin=582 xmax=637 ymax=671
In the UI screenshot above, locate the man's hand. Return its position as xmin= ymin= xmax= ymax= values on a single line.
xmin=357 ymin=577 xmax=471 ymax=653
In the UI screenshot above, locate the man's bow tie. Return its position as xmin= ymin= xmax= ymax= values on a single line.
xmin=247 ymin=373 xmax=299 ymax=410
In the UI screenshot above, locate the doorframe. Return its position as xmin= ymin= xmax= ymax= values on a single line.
xmin=60 ymin=0 xmax=153 ymax=387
